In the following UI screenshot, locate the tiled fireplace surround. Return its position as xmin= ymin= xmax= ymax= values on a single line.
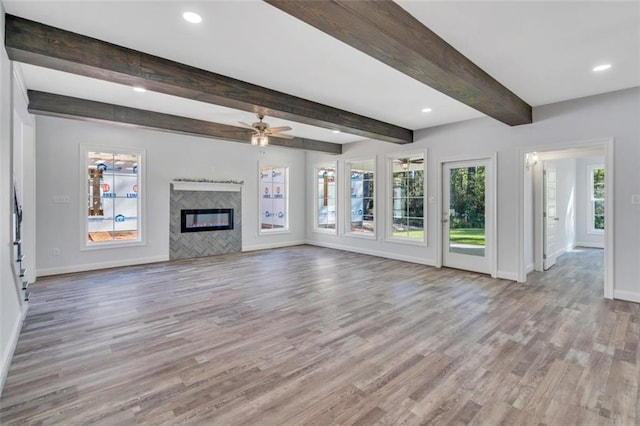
xmin=169 ymin=182 xmax=242 ymax=260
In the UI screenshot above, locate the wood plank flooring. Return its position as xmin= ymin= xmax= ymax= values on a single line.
xmin=1 ymin=246 xmax=637 ymax=425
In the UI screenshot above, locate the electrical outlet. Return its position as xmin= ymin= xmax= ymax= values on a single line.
xmin=52 ymin=247 xmax=61 ymax=256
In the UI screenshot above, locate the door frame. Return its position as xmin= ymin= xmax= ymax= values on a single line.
xmin=518 ymin=138 xmax=614 ymax=299
xmin=436 ymin=153 xmax=497 ymax=278
xmin=541 ymin=160 xmax=559 ymax=271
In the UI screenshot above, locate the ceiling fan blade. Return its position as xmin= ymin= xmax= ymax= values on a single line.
xmin=270 ymin=132 xmax=294 ymax=139
xmin=238 ymin=121 xmax=254 ymax=129
xmin=268 ymin=126 xmax=292 ymax=133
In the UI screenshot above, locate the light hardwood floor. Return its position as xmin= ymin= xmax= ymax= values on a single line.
xmin=1 ymin=246 xmax=637 ymax=425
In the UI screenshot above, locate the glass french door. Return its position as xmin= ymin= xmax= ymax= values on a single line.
xmin=442 ymin=159 xmax=493 ymax=274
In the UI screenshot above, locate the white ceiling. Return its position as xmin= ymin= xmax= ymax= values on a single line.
xmin=4 ymin=1 xmax=639 ymax=144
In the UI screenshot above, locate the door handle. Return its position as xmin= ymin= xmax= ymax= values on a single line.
xmin=442 ymin=219 xmax=449 ymax=223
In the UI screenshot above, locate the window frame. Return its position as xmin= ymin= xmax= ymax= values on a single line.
xmin=344 ymin=157 xmax=377 ymax=240
xmin=258 ymin=163 xmax=290 ymax=235
xmin=588 ymin=164 xmax=605 ymax=235
xmin=80 ymin=145 xmax=145 ymax=250
xmin=313 ymin=161 xmax=338 ymax=235
xmin=385 ymin=151 xmax=427 ymax=246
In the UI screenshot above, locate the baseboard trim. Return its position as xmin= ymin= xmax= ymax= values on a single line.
xmin=242 ymin=240 xmax=306 ymax=252
xmin=614 ymin=290 xmax=640 ymax=304
xmin=574 ymin=242 xmax=605 ymax=249
xmin=36 ymin=255 xmax=169 ymax=277
xmin=306 ymin=240 xmax=436 ymax=267
xmin=497 ymin=270 xmax=518 ymax=281
xmin=0 ymin=306 xmax=27 ymax=398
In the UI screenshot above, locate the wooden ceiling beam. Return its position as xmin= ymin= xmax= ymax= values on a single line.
xmin=27 ymin=91 xmax=343 ymax=154
xmin=5 ymin=14 xmax=412 ymax=144
xmin=265 ymin=0 xmax=532 ymax=126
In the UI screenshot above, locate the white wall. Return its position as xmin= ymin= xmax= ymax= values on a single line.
xmin=307 ymin=87 xmax=640 ymax=300
xmin=576 ymin=156 xmax=605 ymax=248
xmin=0 ymin=7 xmax=32 ymax=397
xmin=35 ymin=117 xmax=307 ymax=276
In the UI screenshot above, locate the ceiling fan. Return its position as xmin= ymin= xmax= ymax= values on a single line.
xmin=400 ymin=157 xmax=424 ymax=170
xmin=239 ymin=114 xmax=293 ymax=146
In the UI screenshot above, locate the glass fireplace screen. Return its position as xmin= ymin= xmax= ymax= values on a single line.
xmin=181 ymin=208 xmax=234 ymax=232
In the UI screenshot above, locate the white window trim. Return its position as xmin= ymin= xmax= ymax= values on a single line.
xmin=587 ymin=164 xmax=605 ymax=235
xmin=384 ymin=151 xmax=427 ymax=246
xmin=312 ymin=161 xmax=338 ymax=235
xmin=258 ymin=163 xmax=290 ymax=235
xmin=80 ymin=145 xmax=146 ymax=250
xmin=344 ymin=157 xmax=377 ymax=240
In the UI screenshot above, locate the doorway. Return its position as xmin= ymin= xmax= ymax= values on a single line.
xmin=441 ymin=158 xmax=495 ymax=275
xmin=522 ymin=140 xmax=613 ymax=298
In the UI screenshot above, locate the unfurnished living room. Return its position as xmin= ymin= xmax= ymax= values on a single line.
xmin=0 ymin=1 xmax=639 ymax=425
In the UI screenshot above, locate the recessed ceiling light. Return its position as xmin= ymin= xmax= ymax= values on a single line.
xmin=132 ymin=86 xmax=146 ymax=93
xmin=421 ymin=108 xmax=432 ymax=113
xmin=183 ymin=11 xmax=202 ymax=24
xmin=593 ymin=64 xmax=611 ymax=72
xmin=332 ymin=130 xmax=341 ymax=134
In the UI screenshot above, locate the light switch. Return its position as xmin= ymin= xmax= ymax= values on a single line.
xmin=632 ymin=194 xmax=640 ymax=205
xmin=52 ymin=195 xmax=70 ymax=204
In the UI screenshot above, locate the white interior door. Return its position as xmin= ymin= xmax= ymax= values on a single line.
xmin=543 ymin=162 xmax=559 ymax=270
xmin=442 ymin=159 xmax=493 ymax=275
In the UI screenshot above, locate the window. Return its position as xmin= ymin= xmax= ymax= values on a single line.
xmin=589 ymin=165 xmax=605 ymax=233
xmin=86 ymin=149 xmax=142 ymax=246
xmin=390 ymin=154 xmax=425 ymax=241
xmin=259 ymin=165 xmax=289 ymax=232
xmin=314 ymin=164 xmax=337 ymax=233
xmin=347 ymin=159 xmax=375 ymax=236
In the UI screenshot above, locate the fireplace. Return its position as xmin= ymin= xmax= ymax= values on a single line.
xmin=181 ymin=208 xmax=233 ymax=233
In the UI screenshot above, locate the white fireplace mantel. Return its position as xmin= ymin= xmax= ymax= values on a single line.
xmin=170 ymin=181 xmax=243 ymax=192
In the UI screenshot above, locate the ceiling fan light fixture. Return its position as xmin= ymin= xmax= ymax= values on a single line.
xmin=258 ymin=135 xmax=269 ymax=147
xmin=401 ymin=159 xmax=409 ymax=171
xmin=251 ymin=134 xmax=259 ymax=146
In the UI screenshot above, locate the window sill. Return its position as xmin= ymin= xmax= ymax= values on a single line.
xmin=313 ymin=228 xmax=338 ymax=236
xmin=345 ymin=232 xmax=377 ymax=240
xmin=384 ymin=237 xmax=427 ymax=247
xmin=82 ymin=239 xmax=146 ymax=251
xmin=259 ymin=229 xmax=291 ymax=236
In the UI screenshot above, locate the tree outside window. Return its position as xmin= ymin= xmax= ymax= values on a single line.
xmin=391 ymin=155 xmax=424 ymax=240
xmin=590 ymin=166 xmax=605 ymax=232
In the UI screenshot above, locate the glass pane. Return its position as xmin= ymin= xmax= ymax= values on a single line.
xmin=449 ymin=166 xmax=485 ymax=256
xmin=316 ymin=167 xmax=336 ymax=230
xmin=349 ymin=160 xmax=374 ymax=235
xmin=407 ymin=198 xmax=423 ymax=219
xmin=593 ymin=168 xmax=605 ymax=199
xmin=594 ymin=200 xmax=605 ymax=230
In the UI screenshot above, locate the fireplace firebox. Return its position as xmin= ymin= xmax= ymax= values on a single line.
xmin=181 ymin=208 xmax=233 ymax=233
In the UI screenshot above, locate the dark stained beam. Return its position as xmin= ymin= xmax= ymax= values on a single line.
xmin=264 ymin=0 xmax=532 ymax=126
xmin=5 ymin=14 xmax=411 ymax=144
xmin=27 ymin=91 xmax=343 ymax=154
